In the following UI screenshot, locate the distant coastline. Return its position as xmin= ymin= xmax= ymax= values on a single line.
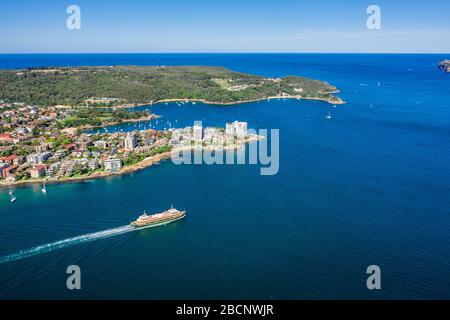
xmin=153 ymin=93 xmax=346 ymax=106
xmin=0 ymin=66 xmax=345 ymax=107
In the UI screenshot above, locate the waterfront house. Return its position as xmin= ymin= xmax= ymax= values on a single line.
xmin=30 ymin=164 xmax=46 ymax=178
xmin=2 ymin=164 xmax=17 ymax=179
xmin=0 ymin=163 xmax=9 ymax=178
xmin=47 ymin=163 xmax=60 ymax=177
xmin=88 ymin=158 xmax=100 ymax=170
xmin=226 ymin=121 xmax=248 ymax=138
xmin=104 ymin=158 xmax=122 ymax=172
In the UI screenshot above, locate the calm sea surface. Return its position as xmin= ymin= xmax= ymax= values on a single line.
xmin=0 ymin=54 xmax=449 ymax=299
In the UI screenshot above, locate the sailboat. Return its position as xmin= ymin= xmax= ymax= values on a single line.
xmin=9 ymin=190 xmax=16 ymax=203
xmin=326 ymin=112 xmax=332 ymax=119
xmin=41 ymin=183 xmax=47 ymax=194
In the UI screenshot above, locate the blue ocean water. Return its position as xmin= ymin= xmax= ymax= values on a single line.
xmin=0 ymin=54 xmax=449 ymax=299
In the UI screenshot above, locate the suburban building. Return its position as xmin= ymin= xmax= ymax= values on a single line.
xmin=47 ymin=163 xmax=60 ymax=177
xmin=124 ymin=132 xmax=137 ymax=150
xmin=0 ymin=163 xmax=9 ymax=178
xmin=2 ymin=164 xmax=17 ymax=179
xmin=193 ymin=124 xmax=203 ymax=142
xmin=30 ymin=164 xmax=46 ymax=178
xmin=225 ymin=122 xmax=234 ymax=136
xmin=88 ymin=158 xmax=100 ymax=170
xmin=0 ymin=134 xmax=14 ymax=143
xmin=104 ymin=158 xmax=122 ymax=172
xmin=26 ymin=153 xmax=40 ymax=164
xmin=225 ymin=121 xmax=248 ymax=138
xmin=94 ymin=140 xmax=108 ymax=149
xmin=26 ymin=151 xmax=52 ymax=164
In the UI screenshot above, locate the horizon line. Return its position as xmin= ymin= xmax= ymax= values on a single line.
xmin=0 ymin=52 xmax=449 ymax=55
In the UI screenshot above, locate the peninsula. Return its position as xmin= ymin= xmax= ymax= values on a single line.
xmin=0 ymin=103 xmax=260 ymax=187
xmin=0 ymin=66 xmax=344 ymax=106
xmin=0 ymin=65 xmax=341 ymax=187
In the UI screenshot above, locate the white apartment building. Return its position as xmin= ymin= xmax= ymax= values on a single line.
xmin=193 ymin=124 xmax=203 ymax=142
xmin=104 ymin=159 xmax=122 ymax=172
xmin=124 ymin=132 xmax=137 ymax=150
xmin=225 ymin=121 xmax=248 ymax=138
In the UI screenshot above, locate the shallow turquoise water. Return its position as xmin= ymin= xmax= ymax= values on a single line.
xmin=0 ymin=54 xmax=449 ymax=299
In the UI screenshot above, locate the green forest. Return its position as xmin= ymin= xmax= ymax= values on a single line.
xmin=0 ymin=66 xmax=342 ymax=106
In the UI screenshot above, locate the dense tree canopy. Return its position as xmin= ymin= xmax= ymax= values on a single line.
xmin=0 ymin=66 xmax=341 ymax=106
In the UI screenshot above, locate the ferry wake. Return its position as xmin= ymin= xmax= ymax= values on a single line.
xmin=0 ymin=207 xmax=186 ymax=264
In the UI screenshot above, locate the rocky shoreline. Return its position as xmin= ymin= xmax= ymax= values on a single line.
xmin=61 ymin=114 xmax=160 ymax=134
xmin=111 ymin=93 xmax=345 ymax=109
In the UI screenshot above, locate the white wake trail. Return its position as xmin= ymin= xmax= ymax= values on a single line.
xmin=0 ymin=225 xmax=135 ymax=264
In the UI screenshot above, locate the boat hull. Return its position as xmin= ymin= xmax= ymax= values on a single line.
xmin=131 ymin=212 xmax=186 ymax=229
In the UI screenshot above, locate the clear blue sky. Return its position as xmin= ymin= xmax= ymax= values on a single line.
xmin=0 ymin=0 xmax=449 ymax=53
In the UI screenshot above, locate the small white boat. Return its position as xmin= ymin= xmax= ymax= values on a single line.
xmin=41 ymin=184 xmax=47 ymax=194
xmin=326 ymin=112 xmax=332 ymax=119
xmin=10 ymin=197 xmax=16 ymax=203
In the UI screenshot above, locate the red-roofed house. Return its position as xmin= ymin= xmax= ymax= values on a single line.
xmin=2 ymin=155 xmax=18 ymax=165
xmin=0 ymin=134 xmax=14 ymax=143
xmin=2 ymin=164 xmax=17 ymax=179
xmin=30 ymin=164 xmax=46 ymax=178
xmin=0 ymin=163 xmax=9 ymax=178
xmin=64 ymin=143 xmax=76 ymax=151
